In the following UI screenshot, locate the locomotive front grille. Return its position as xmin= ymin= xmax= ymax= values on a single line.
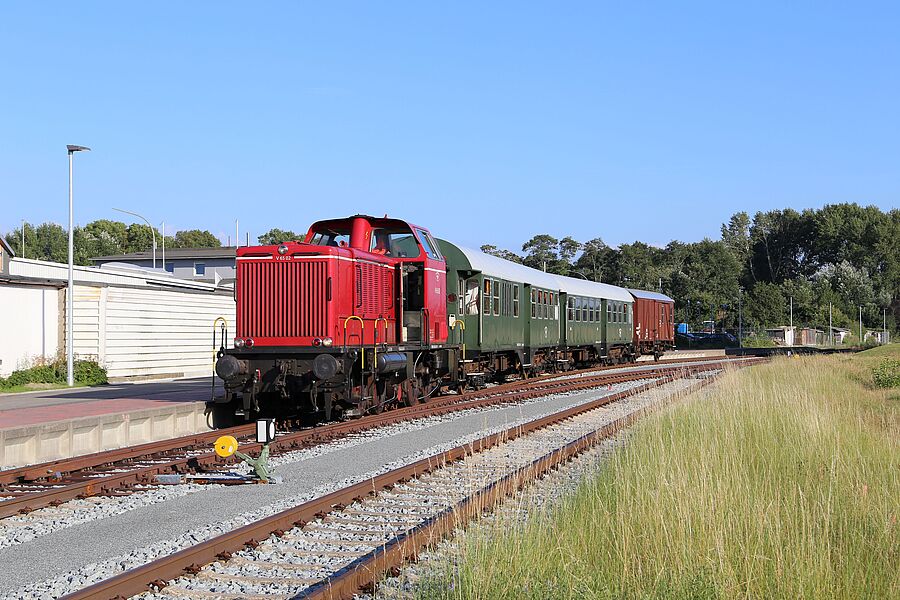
xmin=238 ymin=260 xmax=328 ymax=339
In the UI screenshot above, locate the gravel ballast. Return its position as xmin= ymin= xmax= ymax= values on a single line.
xmin=0 ymin=375 xmax=704 ymax=599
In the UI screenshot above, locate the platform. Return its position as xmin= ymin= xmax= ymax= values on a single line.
xmin=0 ymin=378 xmax=219 ymax=468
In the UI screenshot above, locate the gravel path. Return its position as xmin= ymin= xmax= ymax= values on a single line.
xmin=130 ymin=377 xmax=703 ymax=599
xmin=0 ymin=375 xmax=705 ymax=599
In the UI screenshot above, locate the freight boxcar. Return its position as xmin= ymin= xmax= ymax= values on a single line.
xmin=628 ymin=289 xmax=675 ymax=359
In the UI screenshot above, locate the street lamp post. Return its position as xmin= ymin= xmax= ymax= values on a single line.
xmin=67 ymin=144 xmax=91 ymax=387
xmin=113 ymin=207 xmax=156 ymax=268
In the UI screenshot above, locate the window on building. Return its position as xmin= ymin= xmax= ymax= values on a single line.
xmin=194 ymin=263 xmax=206 ymax=276
xmin=165 ymin=262 xmax=174 ymax=273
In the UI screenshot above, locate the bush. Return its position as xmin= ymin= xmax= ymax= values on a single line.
xmin=872 ymin=358 xmax=900 ymax=388
xmin=0 ymin=358 xmax=107 ymax=390
xmin=741 ymin=334 xmax=775 ymax=348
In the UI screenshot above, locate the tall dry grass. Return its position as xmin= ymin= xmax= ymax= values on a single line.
xmin=417 ymin=353 xmax=899 ymax=599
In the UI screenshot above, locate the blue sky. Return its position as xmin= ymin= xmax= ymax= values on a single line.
xmin=1 ymin=2 xmax=897 ymax=252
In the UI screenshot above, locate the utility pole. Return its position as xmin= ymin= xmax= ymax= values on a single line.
xmin=67 ymin=144 xmax=91 ymax=386
xmin=738 ymin=287 xmax=743 ymax=348
xmin=160 ymin=221 xmax=165 ymax=269
xmin=21 ymin=219 xmax=25 ymax=259
xmin=789 ymin=296 xmax=793 ymax=346
xmin=235 ymin=220 xmax=239 ymax=249
xmin=859 ymin=305 xmax=863 ymax=345
xmin=829 ymin=303 xmax=833 ymax=346
xmin=246 ymin=232 xmax=249 ymax=247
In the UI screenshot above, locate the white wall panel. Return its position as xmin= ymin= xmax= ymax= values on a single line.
xmin=0 ymin=285 xmax=60 ymax=376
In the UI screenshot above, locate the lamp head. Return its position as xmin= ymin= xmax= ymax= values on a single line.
xmin=66 ymin=145 xmax=91 ymax=153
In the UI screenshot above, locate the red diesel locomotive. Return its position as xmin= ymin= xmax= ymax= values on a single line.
xmin=211 ymin=214 xmax=674 ymax=424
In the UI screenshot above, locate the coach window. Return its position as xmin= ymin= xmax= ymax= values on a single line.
xmin=549 ymin=293 xmax=555 ymax=320
xmin=465 ymin=280 xmax=479 ymax=315
xmin=543 ymin=291 xmax=549 ymax=319
xmin=567 ymin=297 xmax=574 ymax=320
xmin=513 ymin=285 xmax=520 ymax=317
xmin=493 ymin=281 xmax=501 ymax=316
xmin=483 ymin=279 xmax=492 ymax=315
xmin=607 ymin=302 xmax=612 ymax=323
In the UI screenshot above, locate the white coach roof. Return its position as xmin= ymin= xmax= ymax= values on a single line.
xmin=451 ymin=244 xmax=633 ymax=302
xmin=555 ymin=276 xmax=633 ymax=302
xmin=454 ymin=245 xmax=561 ymax=290
xmin=628 ymin=288 xmax=675 ymax=302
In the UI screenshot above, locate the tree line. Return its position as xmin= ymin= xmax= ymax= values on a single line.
xmin=482 ymin=203 xmax=899 ymax=336
xmin=4 ymin=220 xmax=221 ymax=266
xmin=5 ymin=204 xmax=897 ymax=335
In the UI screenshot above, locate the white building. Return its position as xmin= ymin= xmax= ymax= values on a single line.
xmin=0 ymin=257 xmax=235 ymax=381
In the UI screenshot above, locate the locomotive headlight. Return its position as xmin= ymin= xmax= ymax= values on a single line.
xmin=277 ymin=244 xmax=289 ymax=255
xmin=312 ymin=338 xmax=322 ymax=346
xmin=321 ymin=337 xmax=333 ymax=347
xmin=234 ymin=337 xmax=246 ymax=348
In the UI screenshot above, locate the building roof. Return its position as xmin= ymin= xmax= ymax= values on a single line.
xmin=628 ymin=288 xmax=675 ymax=302
xmin=92 ymin=247 xmax=237 ymax=262
xmin=0 ymin=237 xmax=14 ymax=256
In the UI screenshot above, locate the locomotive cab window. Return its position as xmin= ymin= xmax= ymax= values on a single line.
xmin=371 ymin=230 xmax=419 ymax=257
xmin=414 ymin=229 xmax=442 ymax=260
xmin=310 ymin=230 xmax=350 ymax=247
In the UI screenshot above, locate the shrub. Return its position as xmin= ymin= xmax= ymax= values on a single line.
xmin=872 ymin=358 xmax=900 ymax=388
xmin=741 ymin=334 xmax=775 ymax=348
xmin=74 ymin=360 xmax=108 ymax=385
xmin=0 ymin=358 xmax=107 ymax=389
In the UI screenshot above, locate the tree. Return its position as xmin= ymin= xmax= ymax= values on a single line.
xmin=521 ymin=234 xmax=560 ymax=273
xmin=574 ymin=237 xmax=617 ymax=282
xmin=480 ymin=245 xmax=523 ymax=263
xmin=13 ymin=222 xmax=67 ymax=263
xmin=173 ymin=229 xmax=221 ymax=248
xmin=556 ymin=237 xmax=581 ymax=275
xmin=258 ymin=229 xmax=303 ymax=245
xmin=747 ymin=282 xmax=787 ymax=329
xmin=125 ymin=223 xmax=160 ymax=254
xmin=721 ymin=211 xmax=754 ymax=282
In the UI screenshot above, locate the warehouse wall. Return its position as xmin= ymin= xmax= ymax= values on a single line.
xmin=70 ymin=285 xmax=235 ymax=380
xmin=4 ymin=258 xmax=236 ymax=381
xmin=0 ymin=285 xmax=61 ymax=376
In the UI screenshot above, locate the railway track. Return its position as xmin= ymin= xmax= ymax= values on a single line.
xmin=58 ymin=365 xmax=735 ymax=600
xmin=0 ymin=357 xmax=762 ymax=520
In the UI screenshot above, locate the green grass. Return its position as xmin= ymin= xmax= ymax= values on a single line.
xmin=0 ymin=382 xmax=90 ymax=395
xmin=417 ymin=350 xmax=899 ymax=599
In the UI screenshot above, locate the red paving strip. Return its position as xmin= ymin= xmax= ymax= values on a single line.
xmin=0 ymin=398 xmax=201 ymax=429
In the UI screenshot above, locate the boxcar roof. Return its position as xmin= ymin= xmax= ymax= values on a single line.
xmin=628 ymin=288 xmax=675 ymax=302
xmin=441 ymin=240 xmax=632 ymax=302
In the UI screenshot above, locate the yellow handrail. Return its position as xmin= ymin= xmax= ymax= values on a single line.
xmin=343 ymin=315 xmax=365 ymax=368
xmin=374 ymin=316 xmax=389 ymax=371
xmin=452 ymin=319 xmax=466 ymax=360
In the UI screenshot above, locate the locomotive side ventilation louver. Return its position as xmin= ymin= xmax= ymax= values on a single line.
xmin=238 ymin=260 xmax=328 ymax=338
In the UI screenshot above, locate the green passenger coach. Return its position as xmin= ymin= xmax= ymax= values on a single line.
xmin=438 ymin=239 xmax=634 ymax=387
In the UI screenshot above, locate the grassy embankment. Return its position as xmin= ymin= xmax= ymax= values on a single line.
xmin=418 ymin=346 xmax=899 ymax=599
